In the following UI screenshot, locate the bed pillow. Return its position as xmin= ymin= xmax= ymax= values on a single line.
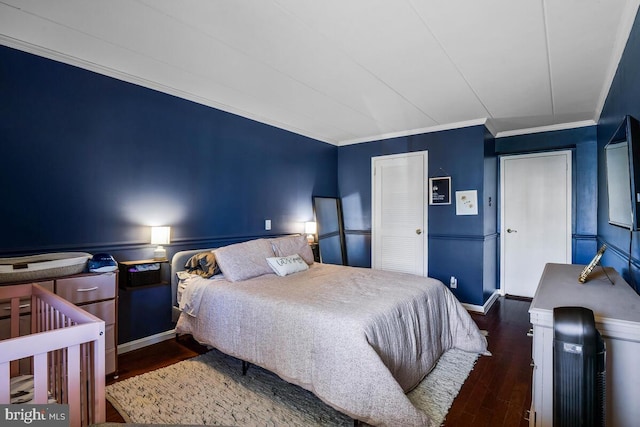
xmin=184 ymin=251 xmax=220 ymax=278
xmin=266 ymin=254 xmax=309 ymax=277
xmin=214 ymin=239 xmax=276 ymax=282
xmin=270 ymin=234 xmax=315 ymax=265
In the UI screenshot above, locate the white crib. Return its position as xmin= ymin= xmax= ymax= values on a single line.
xmin=0 ymin=283 xmax=106 ymax=426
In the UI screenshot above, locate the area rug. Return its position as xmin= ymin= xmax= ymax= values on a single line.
xmin=106 ymin=348 xmax=479 ymax=426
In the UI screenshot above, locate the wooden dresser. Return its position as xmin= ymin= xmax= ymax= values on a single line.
xmin=529 ymin=263 xmax=640 ymax=427
xmin=0 ymin=271 xmax=118 ymax=376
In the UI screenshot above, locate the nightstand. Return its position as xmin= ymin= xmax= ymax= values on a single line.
xmin=118 ymin=259 xmax=169 ymax=289
xmin=117 ymin=259 xmax=172 ymax=343
xmin=309 ymin=243 xmax=320 ymax=263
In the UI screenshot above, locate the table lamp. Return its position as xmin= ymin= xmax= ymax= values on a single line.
xmin=151 ymin=226 xmax=171 ymax=260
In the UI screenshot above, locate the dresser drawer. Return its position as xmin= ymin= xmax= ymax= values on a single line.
xmin=0 ymin=299 xmax=31 ymax=319
xmin=0 ymin=281 xmax=55 ymax=292
xmin=100 ymin=323 xmax=116 ymax=375
xmin=82 ymin=302 xmax=115 ymax=353
xmin=81 ymin=299 xmax=115 ymax=325
xmin=0 ymin=315 xmax=33 ymax=373
xmin=0 ymin=281 xmax=54 ymax=318
xmin=105 ymin=323 xmax=115 ymax=352
xmin=106 ymin=348 xmax=116 ymax=375
xmin=0 ymin=315 xmax=31 ymax=339
xmin=56 ymin=273 xmax=116 ymax=304
xmin=35 ymin=281 xmax=54 ymax=292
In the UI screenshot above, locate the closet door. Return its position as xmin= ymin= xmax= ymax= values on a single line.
xmin=372 ymin=151 xmax=428 ymax=276
xmin=500 ymin=150 xmax=572 ymax=297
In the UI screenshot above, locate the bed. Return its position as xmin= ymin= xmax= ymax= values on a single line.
xmin=0 ymin=282 xmax=106 ymax=427
xmin=172 ymin=235 xmax=487 ymax=427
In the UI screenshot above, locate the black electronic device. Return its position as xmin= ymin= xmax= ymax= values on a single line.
xmin=553 ymin=307 xmax=606 ymax=427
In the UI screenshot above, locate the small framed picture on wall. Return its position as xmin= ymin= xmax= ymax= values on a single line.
xmin=455 ymin=190 xmax=478 ymax=215
xmin=429 ymin=177 xmax=451 ymax=205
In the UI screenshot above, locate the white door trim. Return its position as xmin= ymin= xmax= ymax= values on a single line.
xmin=499 ymin=150 xmax=572 ymax=296
xmin=371 ymin=151 xmax=428 ymax=276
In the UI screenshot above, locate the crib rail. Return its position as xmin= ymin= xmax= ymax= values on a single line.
xmin=0 ymin=283 xmax=106 ymax=427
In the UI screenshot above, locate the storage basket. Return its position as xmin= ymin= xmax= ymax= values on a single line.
xmin=127 ymin=268 xmax=162 ymax=287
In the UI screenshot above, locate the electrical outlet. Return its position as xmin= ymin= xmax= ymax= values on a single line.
xmin=265 ymin=219 xmax=271 ymax=230
xmin=450 ymin=276 xmax=457 ymax=289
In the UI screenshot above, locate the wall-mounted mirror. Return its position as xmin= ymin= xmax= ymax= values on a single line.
xmin=605 ymin=115 xmax=640 ymax=230
xmin=312 ymin=196 xmax=347 ymax=265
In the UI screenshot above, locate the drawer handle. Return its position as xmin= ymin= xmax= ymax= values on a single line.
xmin=76 ymin=286 xmax=99 ymax=292
xmin=4 ymin=304 xmax=30 ymax=310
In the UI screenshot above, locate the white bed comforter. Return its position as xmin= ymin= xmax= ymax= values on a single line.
xmin=176 ymin=263 xmax=487 ymax=426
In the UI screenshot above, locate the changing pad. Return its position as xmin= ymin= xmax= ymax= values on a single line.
xmin=0 ymin=252 xmax=92 ymax=283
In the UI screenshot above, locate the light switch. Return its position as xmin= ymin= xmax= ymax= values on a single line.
xmin=265 ymin=219 xmax=271 ymax=230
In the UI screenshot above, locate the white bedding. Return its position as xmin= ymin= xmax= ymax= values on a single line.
xmin=176 ymin=263 xmax=487 ymax=426
xmin=176 ymin=271 xmax=225 ymax=316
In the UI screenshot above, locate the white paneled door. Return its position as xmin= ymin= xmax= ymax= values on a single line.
xmin=500 ymin=150 xmax=572 ymax=298
xmin=372 ymin=151 xmax=428 ymax=276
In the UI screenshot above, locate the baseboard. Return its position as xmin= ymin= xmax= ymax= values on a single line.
xmin=462 ymin=290 xmax=500 ymax=314
xmin=118 ymin=329 xmax=177 ymax=354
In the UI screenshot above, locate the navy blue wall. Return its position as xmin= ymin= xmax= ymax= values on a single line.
xmin=597 ymin=7 xmax=640 ymax=293
xmin=337 ymin=125 xmax=498 ymax=306
xmin=495 ymin=126 xmax=599 ymax=265
xmin=0 ymin=45 xmax=338 ymax=342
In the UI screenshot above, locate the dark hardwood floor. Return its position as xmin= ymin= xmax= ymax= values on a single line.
xmin=106 ymin=296 xmax=533 ymax=426
xmin=444 ymin=297 xmax=533 ymax=427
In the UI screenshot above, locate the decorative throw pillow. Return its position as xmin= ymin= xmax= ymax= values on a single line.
xmin=266 ymin=254 xmax=309 ymax=277
xmin=270 ymin=234 xmax=315 ymax=265
xmin=214 ymin=239 xmax=275 ymax=282
xmin=184 ymin=251 xmax=220 ymax=278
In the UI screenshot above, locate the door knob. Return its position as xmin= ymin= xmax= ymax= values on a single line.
xmin=507 ymin=228 xmax=517 ymax=233
xmin=416 ymin=229 xmax=422 ymax=235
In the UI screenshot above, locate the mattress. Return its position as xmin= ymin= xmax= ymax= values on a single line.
xmin=0 ymin=252 xmax=92 ymax=283
xmin=10 ymin=375 xmax=56 ymax=404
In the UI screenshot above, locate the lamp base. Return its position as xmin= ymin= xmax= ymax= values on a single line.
xmin=153 ymin=246 xmax=167 ymax=261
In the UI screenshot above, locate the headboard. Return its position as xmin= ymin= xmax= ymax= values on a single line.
xmin=170 ymin=247 xmax=216 ymax=321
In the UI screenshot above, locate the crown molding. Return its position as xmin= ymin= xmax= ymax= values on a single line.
xmin=337 ymin=119 xmax=488 ymax=146
xmin=494 ymin=120 xmax=595 ymax=138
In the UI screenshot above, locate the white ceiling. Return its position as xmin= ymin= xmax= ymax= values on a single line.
xmin=1 ymin=0 xmax=639 ymax=145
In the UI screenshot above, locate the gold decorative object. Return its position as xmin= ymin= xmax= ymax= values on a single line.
xmin=578 ymin=244 xmax=607 ymax=283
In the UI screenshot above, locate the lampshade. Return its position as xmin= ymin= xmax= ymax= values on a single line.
xmin=304 ymin=222 xmax=317 ymax=244
xmin=150 ymin=226 xmax=171 ymax=245
xmin=304 ymin=222 xmax=317 ymax=235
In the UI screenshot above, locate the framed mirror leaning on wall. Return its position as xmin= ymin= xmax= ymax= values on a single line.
xmin=312 ymin=196 xmax=347 ymax=265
